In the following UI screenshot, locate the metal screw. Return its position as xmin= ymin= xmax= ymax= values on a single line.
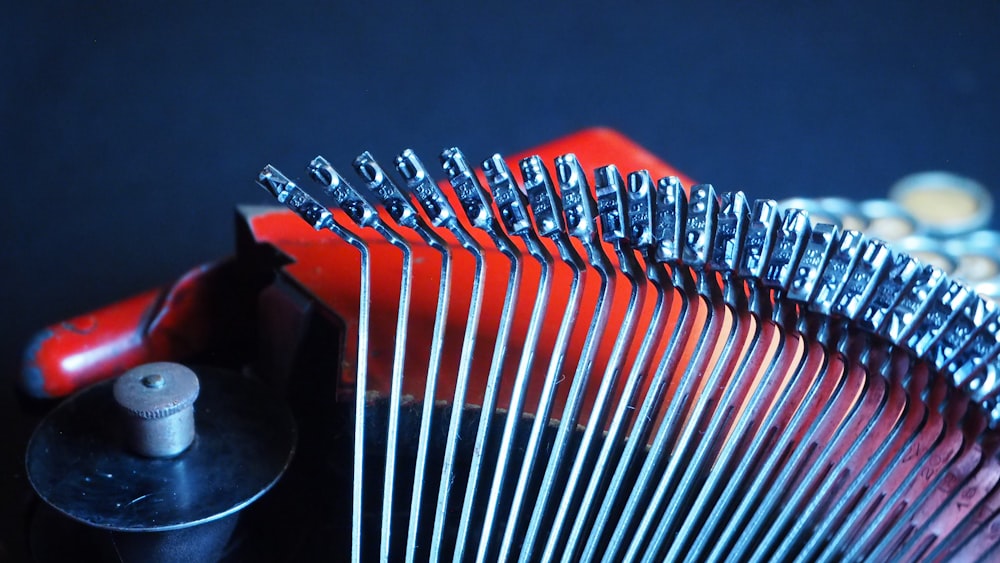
xmin=141 ymin=374 xmax=165 ymax=389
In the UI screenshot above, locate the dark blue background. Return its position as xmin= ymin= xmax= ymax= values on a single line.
xmin=2 ymin=1 xmax=999 ymax=558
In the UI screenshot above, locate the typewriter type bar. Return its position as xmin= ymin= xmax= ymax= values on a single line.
xmin=258 ymin=145 xmax=1000 ymax=563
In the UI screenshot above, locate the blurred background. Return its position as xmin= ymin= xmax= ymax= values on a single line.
xmin=2 ymin=1 xmax=998 ymax=559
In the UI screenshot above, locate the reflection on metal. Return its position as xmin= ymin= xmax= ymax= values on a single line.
xmin=890 ymin=171 xmax=993 ymax=236
xmin=258 ymin=144 xmax=1000 ymax=562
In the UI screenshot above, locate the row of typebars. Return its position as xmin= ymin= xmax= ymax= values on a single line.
xmin=257 ymin=147 xmax=1000 ymax=562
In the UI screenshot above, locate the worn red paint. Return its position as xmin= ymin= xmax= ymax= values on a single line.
xmin=20 ymin=128 xmax=692 ymax=398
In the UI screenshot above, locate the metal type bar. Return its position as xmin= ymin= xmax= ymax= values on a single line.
xmin=580 ymin=266 xmax=697 ymax=563
xmin=346 ymin=152 xmax=441 ymax=562
xmin=601 ymin=184 xmax=726 ymax=562
xmin=878 ymin=447 xmax=1000 ymax=561
xmin=795 ymin=252 xmax=970 ymax=563
xmin=579 ymin=176 xmax=694 ymax=562
xmin=718 ymin=356 xmax=873 ymax=561
xmin=676 ymin=217 xmax=835 ymax=562
xmin=498 ymin=160 xmax=617 ymax=562
xmin=632 ymin=288 xmax=744 ymax=563
xmin=709 ymin=231 xmax=861 ymax=558
xmin=809 ymin=362 xmax=945 ymax=563
xmin=755 ymin=243 xmax=906 ymax=562
xmin=555 ymin=167 xmax=672 ymax=563
xmin=854 ymin=292 xmax=991 ymax=561
xmin=845 ymin=413 xmax=983 ymax=561
xmin=525 ymin=166 xmax=650 ymax=562
xmin=763 ymin=352 xmax=914 ymax=563
xmin=601 ymin=293 xmax=726 ymax=563
xmin=715 ymin=227 xmax=868 ymax=560
xmin=639 ymin=191 xmax=768 ymax=561
xmin=925 ymin=462 xmax=1000 ymax=561
xmin=919 ymin=405 xmax=1000 ymax=560
xmin=681 ymin=200 xmax=798 ymax=560
xmin=256 ymin=165 xmax=372 ymax=563
xmin=391 ymin=149 xmax=490 ymax=563
xmin=309 ymin=155 xmax=449 ymax=562
xmin=645 ymin=193 xmax=765 ymax=559
xmin=731 ymin=331 xmax=891 ymax=562
xmin=630 ymin=303 xmax=743 ymax=559
xmin=472 ymin=154 xmax=554 ymax=563
xmin=497 ymin=155 xmax=587 ymax=562
xmin=806 ymin=255 xmax=951 ymax=561
xmin=433 ymin=147 xmax=522 ymax=561
xmin=680 ymin=327 xmax=819 ymax=563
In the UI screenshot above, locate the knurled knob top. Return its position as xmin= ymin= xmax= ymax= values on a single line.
xmin=112 ymin=362 xmax=200 ymax=420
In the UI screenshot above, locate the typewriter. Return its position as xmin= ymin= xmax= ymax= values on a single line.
xmin=15 ymin=128 xmax=1000 ymax=562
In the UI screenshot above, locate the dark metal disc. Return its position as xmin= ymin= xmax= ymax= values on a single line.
xmin=26 ymin=368 xmax=296 ymax=532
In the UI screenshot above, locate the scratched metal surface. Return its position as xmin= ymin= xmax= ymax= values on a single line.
xmin=2 ymin=2 xmax=999 ymax=560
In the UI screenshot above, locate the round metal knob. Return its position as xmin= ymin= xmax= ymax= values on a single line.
xmin=113 ymin=362 xmax=200 ymax=457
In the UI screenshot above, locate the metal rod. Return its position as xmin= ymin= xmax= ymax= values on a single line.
xmin=829 ymin=390 xmax=964 ymax=561
xmin=334 ymin=160 xmax=453 ymax=563
xmin=256 ymin=146 xmax=1000 ymax=563
xmin=678 ymin=321 xmax=796 ymax=562
xmin=775 ymin=247 xmax=928 ymax=563
xmin=394 ymin=149 xmax=488 ymax=563
xmin=600 ymin=183 xmax=723 ymax=563
xmin=378 ymin=216 xmax=412 ymax=563
xmin=731 ymin=232 xmax=912 ymax=562
xmin=348 ymin=152 xmax=446 ymax=562
xmin=308 ymin=157 xmax=433 ymax=561
xmin=641 ymin=207 xmax=813 ymax=561
xmin=680 ymin=217 xmax=836 ymax=562
xmin=256 ymin=166 xmax=372 ymax=563
xmin=407 ymin=243 xmax=452 ymax=563
xmin=623 ymin=298 xmax=730 ymax=563
xmin=636 ymin=298 xmax=748 ymax=562
xmin=704 ymin=227 xmax=863 ymax=560
xmin=859 ymin=401 xmax=990 ymax=555
xmin=861 ymin=300 xmax=994 ymax=562
xmin=508 ymin=181 xmax=615 ymax=561
xmin=649 ymin=191 xmax=758 ymax=561
xmin=521 ymin=165 xmax=649 ymax=562
xmin=434 ymin=147 xmax=522 ymax=562
xmin=858 ymin=300 xmax=1000 ymax=563
xmin=625 ymin=196 xmax=778 ymax=562
xmin=794 ymin=361 xmax=928 ymax=563
xmin=601 ymin=295 xmax=724 ymax=563
xmin=554 ymin=165 xmax=671 ymax=562
xmin=840 ymin=270 xmax=977 ymax=561
xmin=471 ymin=154 xmax=554 ymax=563
xmin=578 ymin=176 xmax=693 ymax=563
xmin=496 ymin=155 xmax=587 ymax=562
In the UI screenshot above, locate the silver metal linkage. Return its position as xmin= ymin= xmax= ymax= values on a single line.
xmin=522 ymin=164 xmax=648 ymax=562
xmin=393 ymin=149 xmax=487 ymax=563
xmin=580 ymin=176 xmax=694 ymax=563
xmin=323 ymin=153 xmax=415 ymax=563
xmin=256 ymin=166 xmax=372 ymax=563
xmin=555 ymin=167 xmax=672 ymax=563
xmin=651 ymin=191 xmax=758 ymax=562
xmin=433 ymin=147 xmax=521 ymax=561
xmin=256 ymin=142 xmax=1000 ymax=563
xmin=602 ymin=183 xmax=725 ymax=563
xmin=472 ymin=154 xmax=554 ymax=563
xmin=497 ymin=155 xmax=587 ymax=562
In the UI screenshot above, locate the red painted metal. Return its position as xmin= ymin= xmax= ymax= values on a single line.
xmin=20 ymin=127 xmax=692 ymax=399
xmin=21 ymin=259 xmax=257 ymax=398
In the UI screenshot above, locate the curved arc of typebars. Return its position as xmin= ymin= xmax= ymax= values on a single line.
xmin=257 ymin=146 xmax=1000 ymax=562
